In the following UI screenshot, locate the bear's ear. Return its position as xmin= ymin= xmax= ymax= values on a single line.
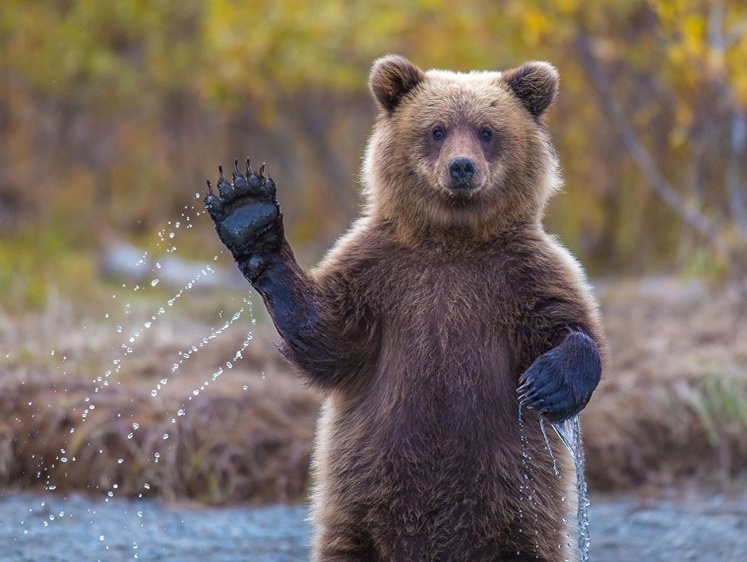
xmin=369 ymin=55 xmax=426 ymax=114
xmin=501 ymin=61 xmax=559 ymax=118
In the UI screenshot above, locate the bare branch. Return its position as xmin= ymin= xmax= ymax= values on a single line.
xmin=727 ymin=109 xmax=747 ymax=234
xmin=707 ymin=0 xmax=726 ymax=53
xmin=708 ymin=0 xmax=747 ymax=235
xmin=572 ymin=35 xmax=725 ymax=249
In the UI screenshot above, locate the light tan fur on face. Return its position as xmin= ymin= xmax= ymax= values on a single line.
xmin=363 ymin=64 xmax=561 ymax=245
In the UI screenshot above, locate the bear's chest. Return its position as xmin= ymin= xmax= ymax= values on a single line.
xmin=374 ymin=252 xmax=521 ymax=354
xmin=355 ymin=253 xmax=522 ymax=427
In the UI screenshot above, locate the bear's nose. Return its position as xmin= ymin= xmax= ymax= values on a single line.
xmin=448 ymin=157 xmax=476 ymax=186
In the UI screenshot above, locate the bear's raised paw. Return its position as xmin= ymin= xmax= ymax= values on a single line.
xmin=204 ymin=158 xmax=283 ymax=277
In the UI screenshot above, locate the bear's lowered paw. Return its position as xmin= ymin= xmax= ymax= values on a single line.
xmin=517 ymin=331 xmax=601 ymax=423
xmin=204 ymin=158 xmax=283 ymax=280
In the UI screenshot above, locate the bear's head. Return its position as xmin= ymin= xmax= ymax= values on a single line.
xmin=362 ymin=55 xmax=561 ymax=243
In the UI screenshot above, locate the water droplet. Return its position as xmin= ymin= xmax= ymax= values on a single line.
xmin=151 ymin=279 xmax=160 ymax=287
xmin=150 ymin=390 xmax=158 ymax=397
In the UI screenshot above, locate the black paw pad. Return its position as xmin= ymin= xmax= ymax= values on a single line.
xmin=203 ymin=157 xmax=282 ymax=259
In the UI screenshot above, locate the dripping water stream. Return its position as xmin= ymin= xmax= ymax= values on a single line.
xmin=552 ymin=415 xmax=590 ymax=562
xmin=521 ymin=407 xmax=591 ymax=562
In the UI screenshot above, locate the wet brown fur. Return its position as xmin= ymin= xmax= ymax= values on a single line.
xmin=279 ymin=56 xmax=606 ymax=561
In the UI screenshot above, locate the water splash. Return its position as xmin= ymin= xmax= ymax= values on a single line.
xmin=553 ymin=415 xmax=590 ymax=562
xmin=183 ymin=322 xmax=254 ymax=404
xmin=28 ymin=200 xmax=266 ymax=537
xmin=152 ymin=300 xmax=249 ymax=399
xmin=7 ymin=199 xmax=273 ymax=557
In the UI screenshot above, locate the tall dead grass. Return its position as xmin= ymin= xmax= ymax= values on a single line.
xmin=0 ymin=291 xmax=318 ymax=505
xmin=583 ymin=277 xmax=747 ymax=491
xmin=1 ymin=277 xmax=746 ymax=504
xmin=0 ymin=378 xmax=316 ymax=505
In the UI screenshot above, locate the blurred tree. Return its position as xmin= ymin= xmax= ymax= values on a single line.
xmin=0 ymin=0 xmax=208 ymax=239
xmin=565 ymin=0 xmax=747 ymax=270
xmin=0 ymin=0 xmax=745 ymax=277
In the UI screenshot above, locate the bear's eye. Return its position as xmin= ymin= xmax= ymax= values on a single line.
xmin=432 ymin=126 xmax=446 ymax=141
xmin=479 ymin=127 xmax=493 ymax=142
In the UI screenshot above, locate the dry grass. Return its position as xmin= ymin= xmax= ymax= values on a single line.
xmin=1 ymin=277 xmax=746 ymax=504
xmin=584 ymin=277 xmax=747 ymax=492
xmin=0 ymin=289 xmax=318 ymax=505
xmin=0 ymin=378 xmax=316 ymax=505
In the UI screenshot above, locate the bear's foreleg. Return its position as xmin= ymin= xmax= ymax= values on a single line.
xmin=204 ymin=159 xmax=372 ymax=388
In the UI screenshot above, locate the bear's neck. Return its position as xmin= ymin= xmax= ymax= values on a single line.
xmin=375 ymin=213 xmax=543 ymax=251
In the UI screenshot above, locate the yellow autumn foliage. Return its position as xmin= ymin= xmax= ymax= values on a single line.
xmin=0 ymin=0 xmax=745 ymax=287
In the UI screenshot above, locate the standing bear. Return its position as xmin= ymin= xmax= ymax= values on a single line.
xmin=205 ymin=55 xmax=607 ymax=561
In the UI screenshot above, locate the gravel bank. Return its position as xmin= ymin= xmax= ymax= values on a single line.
xmin=1 ymin=492 xmax=746 ymax=561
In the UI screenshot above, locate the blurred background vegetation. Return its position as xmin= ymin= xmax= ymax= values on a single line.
xmin=1 ymin=0 xmax=746 ymax=308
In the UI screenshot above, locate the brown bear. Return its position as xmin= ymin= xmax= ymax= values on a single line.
xmin=205 ymin=55 xmax=607 ymax=561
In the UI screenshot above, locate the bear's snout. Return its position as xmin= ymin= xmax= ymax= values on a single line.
xmin=448 ymin=157 xmax=477 ymax=187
